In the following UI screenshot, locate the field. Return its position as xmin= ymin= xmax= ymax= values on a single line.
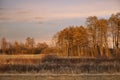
xmin=0 ymin=54 xmax=120 ymax=80
xmin=0 ymin=74 xmax=120 ymax=80
xmin=0 ymin=54 xmax=120 ymax=74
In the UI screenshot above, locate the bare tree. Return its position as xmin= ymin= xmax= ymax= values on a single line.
xmin=1 ymin=38 xmax=8 ymax=54
xmin=109 ymin=13 xmax=120 ymax=57
xmin=86 ymin=16 xmax=98 ymax=57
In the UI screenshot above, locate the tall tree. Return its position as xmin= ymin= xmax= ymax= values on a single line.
xmin=96 ymin=19 xmax=110 ymax=57
xmin=109 ymin=13 xmax=120 ymax=57
xmin=86 ymin=16 xmax=98 ymax=57
xmin=55 ymin=26 xmax=89 ymax=57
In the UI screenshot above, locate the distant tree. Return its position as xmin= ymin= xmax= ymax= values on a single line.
xmin=25 ymin=37 xmax=35 ymax=49
xmin=7 ymin=42 xmax=14 ymax=54
xmin=25 ymin=37 xmax=35 ymax=54
xmin=13 ymin=41 xmax=21 ymax=54
xmin=36 ymin=42 xmax=48 ymax=54
xmin=1 ymin=38 xmax=8 ymax=54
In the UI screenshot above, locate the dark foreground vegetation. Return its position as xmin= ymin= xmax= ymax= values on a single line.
xmin=0 ymin=55 xmax=120 ymax=74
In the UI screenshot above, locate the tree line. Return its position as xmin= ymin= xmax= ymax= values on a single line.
xmin=0 ymin=37 xmax=57 ymax=54
xmin=0 ymin=12 xmax=119 ymax=58
xmin=54 ymin=12 xmax=120 ymax=58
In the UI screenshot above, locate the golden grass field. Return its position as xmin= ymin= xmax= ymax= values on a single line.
xmin=0 ymin=54 xmax=45 ymax=59
xmin=0 ymin=54 xmax=47 ymax=65
xmin=0 ymin=74 xmax=120 ymax=80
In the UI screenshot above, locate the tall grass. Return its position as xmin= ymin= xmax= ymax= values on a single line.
xmin=0 ymin=54 xmax=47 ymax=65
xmin=0 ymin=54 xmax=120 ymax=74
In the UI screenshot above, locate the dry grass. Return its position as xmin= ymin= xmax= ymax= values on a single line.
xmin=0 ymin=74 xmax=120 ymax=80
xmin=0 ymin=54 xmax=48 ymax=65
xmin=0 ymin=54 xmax=46 ymax=59
xmin=0 ymin=54 xmax=120 ymax=74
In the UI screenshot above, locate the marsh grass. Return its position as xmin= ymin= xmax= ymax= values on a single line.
xmin=0 ymin=54 xmax=120 ymax=74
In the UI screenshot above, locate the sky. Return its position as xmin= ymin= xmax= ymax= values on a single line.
xmin=0 ymin=0 xmax=120 ymax=45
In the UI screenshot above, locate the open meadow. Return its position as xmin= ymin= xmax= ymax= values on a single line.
xmin=0 ymin=74 xmax=120 ymax=80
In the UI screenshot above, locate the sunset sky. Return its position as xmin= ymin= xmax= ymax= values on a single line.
xmin=0 ymin=0 xmax=119 ymax=44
